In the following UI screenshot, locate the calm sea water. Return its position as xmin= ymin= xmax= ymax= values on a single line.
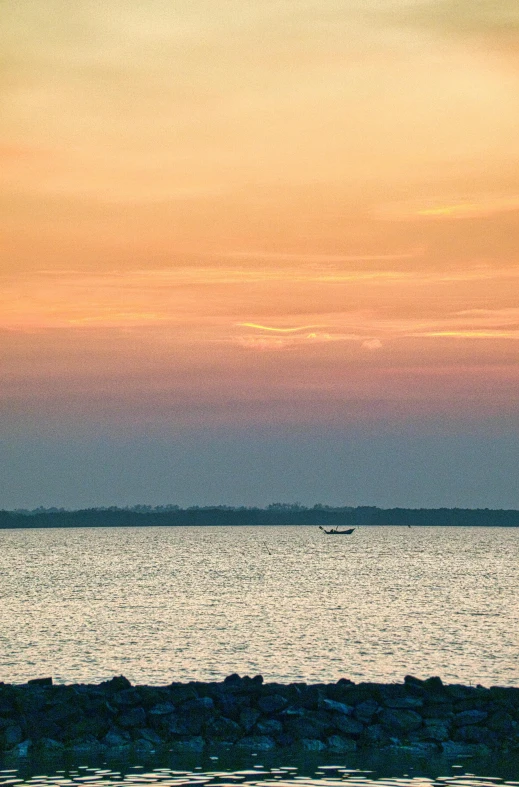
xmin=2 ymin=754 xmax=519 ymax=787
xmin=0 ymin=526 xmax=517 ymax=686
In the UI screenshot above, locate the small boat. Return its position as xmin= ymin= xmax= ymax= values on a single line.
xmin=319 ymin=526 xmax=355 ymax=535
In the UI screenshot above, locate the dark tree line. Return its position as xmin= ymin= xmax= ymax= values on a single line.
xmin=0 ymin=505 xmax=518 ymax=528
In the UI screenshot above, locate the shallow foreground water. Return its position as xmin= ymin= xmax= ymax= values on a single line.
xmin=0 ymin=525 xmax=517 ymax=685
xmin=2 ymin=751 xmax=519 ymax=787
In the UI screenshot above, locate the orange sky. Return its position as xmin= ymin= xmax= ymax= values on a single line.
xmin=1 ymin=0 xmax=519 ymax=436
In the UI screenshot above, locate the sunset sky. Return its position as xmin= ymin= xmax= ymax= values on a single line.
xmin=1 ymin=0 xmax=519 ymax=508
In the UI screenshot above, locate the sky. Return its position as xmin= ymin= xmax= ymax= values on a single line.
xmin=1 ymin=0 xmax=519 ymax=509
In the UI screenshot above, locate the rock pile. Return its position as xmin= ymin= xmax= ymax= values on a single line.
xmin=1 ymin=674 xmax=518 ymax=758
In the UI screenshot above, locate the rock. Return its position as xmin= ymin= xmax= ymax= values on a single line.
xmin=136 ymin=728 xmax=162 ymax=744
xmin=321 ymin=698 xmax=353 ymax=715
xmin=12 ymin=740 xmax=31 ymax=757
xmin=285 ymin=715 xmax=327 ymax=740
xmin=237 ymin=735 xmax=276 ymax=750
xmin=38 ymin=737 xmax=65 ymax=753
xmin=149 ymin=702 xmax=176 ymax=716
xmin=419 ymin=720 xmax=450 ymax=742
xmin=258 ymin=694 xmax=288 ymax=714
xmin=28 ymin=677 xmax=53 ymax=686
xmin=168 ymin=713 xmax=204 ymax=736
xmin=421 ymin=702 xmax=454 ymax=718
xmin=181 ymin=696 xmax=214 ymax=712
xmin=133 ymin=738 xmax=156 ymax=752
xmin=327 ymin=734 xmax=357 ymax=752
xmin=118 ymin=707 xmax=146 ymax=728
xmin=354 ymin=699 xmax=379 ymax=723
xmin=359 ymin=724 xmax=390 ymax=747
xmin=224 ymin=674 xmax=242 ymax=685
xmin=301 ymin=738 xmax=326 ymax=751
xmin=4 ymin=725 xmax=23 ymax=746
xmin=206 ymin=716 xmax=243 ymax=741
xmin=255 ymin=719 xmax=282 ymax=736
xmin=69 ymin=735 xmax=104 ymax=752
xmin=454 ymin=725 xmax=496 ymax=745
xmin=441 ymin=741 xmax=490 ymax=757
xmin=454 ymin=709 xmax=488 ymax=726
xmin=169 ymin=684 xmax=198 ymax=704
xmin=384 ymin=696 xmax=423 ymax=710
xmin=333 ymin=715 xmax=364 ymax=736
xmin=488 ymin=710 xmax=515 ymax=734
xmin=252 ymin=675 xmax=264 ymax=685
xmin=113 ymin=689 xmax=142 ymax=707
xmin=240 ymin=707 xmax=261 ymax=731
xmin=102 ymin=729 xmax=131 ymax=747
xmin=100 ymin=676 xmax=131 ymax=692
xmin=379 ymin=709 xmax=423 ymax=734
xmin=171 ymin=736 xmax=205 ymax=751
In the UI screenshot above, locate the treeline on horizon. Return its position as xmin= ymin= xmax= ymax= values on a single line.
xmin=0 ymin=503 xmax=518 ymax=528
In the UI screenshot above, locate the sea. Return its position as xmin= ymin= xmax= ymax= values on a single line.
xmin=1 ymin=525 xmax=519 ymax=781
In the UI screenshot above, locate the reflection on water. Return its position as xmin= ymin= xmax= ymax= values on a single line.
xmin=1 ymin=754 xmax=519 ymax=787
xmin=0 ymin=526 xmax=518 ymax=685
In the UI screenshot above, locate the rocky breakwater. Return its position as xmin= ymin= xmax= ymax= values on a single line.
xmin=1 ymin=674 xmax=519 ymax=759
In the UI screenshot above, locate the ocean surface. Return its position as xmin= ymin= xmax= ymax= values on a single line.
xmin=0 ymin=525 xmax=518 ymax=687
xmin=2 ymin=754 xmax=519 ymax=787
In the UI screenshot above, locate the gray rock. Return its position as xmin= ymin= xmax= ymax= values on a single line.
xmin=118 ymin=707 xmax=146 ymax=728
xmin=354 ymin=700 xmax=379 ymax=723
xmin=113 ymin=689 xmax=142 ymax=707
xmin=170 ymin=736 xmax=205 ymax=751
xmin=333 ymin=715 xmax=364 ymax=736
xmin=256 ymin=719 xmax=283 ymax=736
xmin=12 ymin=740 xmax=31 ymax=757
xmin=384 ymin=696 xmax=424 ymax=710
xmin=454 ymin=725 xmax=495 ymax=745
xmin=359 ymin=724 xmax=390 ymax=747
xmin=321 ymin=699 xmax=353 ymax=715
xmin=4 ymin=725 xmax=23 ymax=746
xmin=137 ymin=728 xmax=163 ymax=744
xmin=285 ymin=717 xmax=327 ymax=740
xmin=134 ymin=739 xmax=156 ymax=752
xmin=379 ymin=709 xmax=422 ymax=734
xmin=418 ymin=721 xmax=450 ymax=742
xmin=327 ymin=734 xmax=357 ymax=752
xmin=258 ymin=694 xmax=288 ymax=714
xmin=149 ymin=702 xmax=176 ymax=716
xmin=240 ymin=707 xmax=261 ymax=731
xmin=28 ymin=677 xmax=53 ymax=686
xmin=181 ymin=696 xmax=214 ymax=712
xmin=38 ymin=737 xmax=65 ymax=753
xmin=441 ymin=741 xmax=490 ymax=757
xmin=237 ymin=735 xmax=276 ymax=750
xmin=206 ymin=716 xmax=243 ymax=741
xmin=103 ymin=729 xmax=131 ymax=747
xmin=168 ymin=713 xmax=204 ymax=736
xmin=301 ymin=738 xmax=326 ymax=751
xmin=454 ymin=709 xmax=488 ymax=726
xmin=488 ymin=710 xmax=515 ymax=734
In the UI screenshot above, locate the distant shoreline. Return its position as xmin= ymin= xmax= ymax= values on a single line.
xmin=1 ymin=505 xmax=519 ymax=529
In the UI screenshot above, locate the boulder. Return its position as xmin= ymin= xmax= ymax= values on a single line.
xmin=255 ymin=719 xmax=283 ymax=736
xmin=258 ymin=694 xmax=288 ymax=714
xmin=240 ymin=707 xmax=261 ymax=731
xmin=237 ymin=735 xmax=276 ymax=750
xmin=301 ymin=738 xmax=326 ymax=751
xmin=118 ymin=707 xmax=146 ymax=728
xmin=454 ymin=709 xmax=488 ymax=726
xmin=379 ymin=709 xmax=423 ymax=734
xmin=327 ymin=734 xmax=357 ymax=752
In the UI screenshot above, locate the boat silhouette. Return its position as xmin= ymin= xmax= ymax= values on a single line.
xmin=319 ymin=526 xmax=355 ymax=535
